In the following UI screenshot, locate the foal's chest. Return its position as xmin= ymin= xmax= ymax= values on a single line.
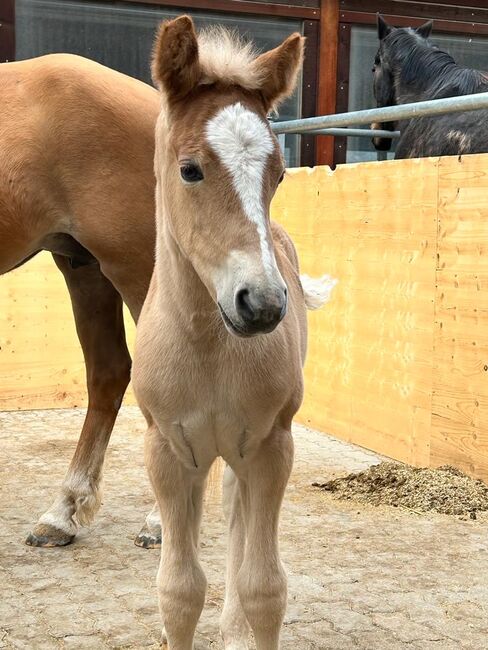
xmin=145 ymin=341 xmax=291 ymax=471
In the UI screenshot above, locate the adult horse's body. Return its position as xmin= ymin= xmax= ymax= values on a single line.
xmin=132 ymin=16 xmax=334 ymax=650
xmin=371 ymin=16 xmax=488 ymax=158
xmin=0 ymin=53 xmax=159 ymax=546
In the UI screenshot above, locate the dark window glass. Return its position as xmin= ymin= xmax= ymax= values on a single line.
xmin=16 ymin=0 xmax=303 ymax=166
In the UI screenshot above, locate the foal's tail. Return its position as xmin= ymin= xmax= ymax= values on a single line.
xmin=300 ymin=274 xmax=338 ymax=310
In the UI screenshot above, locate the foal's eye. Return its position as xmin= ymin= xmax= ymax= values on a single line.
xmin=278 ymin=171 xmax=285 ymax=185
xmin=180 ymin=163 xmax=203 ymax=183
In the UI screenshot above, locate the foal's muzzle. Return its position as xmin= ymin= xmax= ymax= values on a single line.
xmin=231 ymin=284 xmax=287 ymax=336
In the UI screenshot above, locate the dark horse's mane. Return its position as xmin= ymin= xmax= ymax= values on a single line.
xmin=389 ymin=28 xmax=487 ymax=100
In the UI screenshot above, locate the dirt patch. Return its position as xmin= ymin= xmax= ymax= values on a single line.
xmin=313 ymin=462 xmax=488 ymax=517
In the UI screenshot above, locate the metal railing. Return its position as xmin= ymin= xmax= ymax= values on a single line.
xmin=271 ymin=92 xmax=488 ymax=143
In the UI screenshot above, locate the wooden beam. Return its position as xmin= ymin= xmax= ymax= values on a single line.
xmin=0 ymin=0 xmax=14 ymax=63
xmin=94 ymin=0 xmax=320 ymax=19
xmin=0 ymin=0 xmax=14 ymax=23
xmin=300 ymin=19 xmax=319 ymax=167
xmin=316 ymin=0 xmax=339 ymax=167
xmin=341 ymin=0 xmax=488 ymax=24
xmin=340 ymin=11 xmax=488 ymax=36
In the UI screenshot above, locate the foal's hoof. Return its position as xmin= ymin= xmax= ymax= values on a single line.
xmin=25 ymin=524 xmax=74 ymax=548
xmin=134 ymin=524 xmax=162 ymax=549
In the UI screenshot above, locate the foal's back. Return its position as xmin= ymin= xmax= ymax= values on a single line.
xmin=0 ymin=54 xmax=158 ymax=311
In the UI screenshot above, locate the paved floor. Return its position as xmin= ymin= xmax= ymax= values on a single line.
xmin=1 ymin=407 xmax=488 ymax=649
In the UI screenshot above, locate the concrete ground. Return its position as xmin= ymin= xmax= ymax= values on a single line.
xmin=1 ymin=407 xmax=488 ymax=650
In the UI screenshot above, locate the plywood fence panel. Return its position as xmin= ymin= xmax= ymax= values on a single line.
xmin=431 ymin=156 xmax=488 ymax=479
xmin=3 ymin=154 xmax=488 ymax=481
xmin=0 ymin=253 xmax=137 ymax=410
xmin=271 ymin=158 xmax=439 ymax=467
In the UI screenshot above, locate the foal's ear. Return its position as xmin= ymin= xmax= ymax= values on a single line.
xmin=152 ymin=15 xmax=201 ymax=99
xmin=377 ymin=14 xmax=393 ymax=40
xmin=416 ymin=20 xmax=433 ymax=39
xmin=252 ymin=33 xmax=305 ymax=111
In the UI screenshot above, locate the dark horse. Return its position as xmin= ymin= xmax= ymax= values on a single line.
xmin=371 ymin=15 xmax=488 ymax=158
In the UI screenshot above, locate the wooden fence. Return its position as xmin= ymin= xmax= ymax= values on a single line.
xmin=1 ymin=154 xmax=488 ymax=480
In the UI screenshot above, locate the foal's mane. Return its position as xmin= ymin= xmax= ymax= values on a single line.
xmin=198 ymin=26 xmax=262 ymax=90
xmin=387 ymin=28 xmax=487 ymax=99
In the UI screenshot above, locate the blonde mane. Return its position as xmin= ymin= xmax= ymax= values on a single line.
xmin=197 ymin=26 xmax=263 ymax=90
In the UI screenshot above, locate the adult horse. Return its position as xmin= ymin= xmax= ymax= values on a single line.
xmin=132 ymin=16 xmax=334 ymax=650
xmin=0 ymin=54 xmax=159 ymax=546
xmin=371 ymin=15 xmax=488 ymax=158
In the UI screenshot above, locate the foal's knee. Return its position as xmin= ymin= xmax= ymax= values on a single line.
xmin=157 ymin=559 xmax=207 ymax=644
xmin=237 ymin=560 xmax=287 ymax=632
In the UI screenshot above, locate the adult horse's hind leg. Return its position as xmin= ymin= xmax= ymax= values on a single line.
xmin=26 ymin=254 xmax=131 ymax=547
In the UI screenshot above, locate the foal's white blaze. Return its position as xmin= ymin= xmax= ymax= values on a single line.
xmin=205 ymin=102 xmax=277 ymax=276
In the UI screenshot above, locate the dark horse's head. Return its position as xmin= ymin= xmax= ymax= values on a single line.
xmin=371 ymin=15 xmax=433 ymax=151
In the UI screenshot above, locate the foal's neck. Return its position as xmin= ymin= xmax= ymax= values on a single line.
xmin=155 ymin=205 xmax=220 ymax=343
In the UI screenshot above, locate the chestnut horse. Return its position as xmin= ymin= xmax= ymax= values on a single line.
xmin=132 ymin=17 xmax=335 ymax=649
xmin=0 ymin=54 xmax=160 ymax=546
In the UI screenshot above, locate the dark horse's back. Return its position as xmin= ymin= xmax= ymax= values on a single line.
xmin=395 ymin=106 xmax=488 ymax=159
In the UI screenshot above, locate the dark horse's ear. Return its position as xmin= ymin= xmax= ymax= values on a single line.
xmin=152 ymin=15 xmax=201 ymax=100
xmin=377 ymin=14 xmax=393 ymax=40
xmin=416 ymin=20 xmax=433 ymax=39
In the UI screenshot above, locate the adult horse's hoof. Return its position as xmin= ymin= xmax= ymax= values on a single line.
xmin=134 ymin=523 xmax=162 ymax=549
xmin=25 ymin=524 xmax=74 ymax=547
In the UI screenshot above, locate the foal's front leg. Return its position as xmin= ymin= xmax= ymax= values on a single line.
xmin=236 ymin=427 xmax=294 ymax=650
xmin=146 ymin=425 xmax=207 ymax=650
xmin=220 ymin=465 xmax=250 ymax=649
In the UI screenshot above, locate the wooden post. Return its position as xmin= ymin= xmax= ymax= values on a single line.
xmin=316 ymin=0 xmax=339 ymax=167
xmin=0 ymin=0 xmax=15 ymax=62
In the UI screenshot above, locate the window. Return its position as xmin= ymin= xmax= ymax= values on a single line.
xmin=15 ymin=0 xmax=303 ymax=166
xmin=346 ymin=25 xmax=488 ymax=163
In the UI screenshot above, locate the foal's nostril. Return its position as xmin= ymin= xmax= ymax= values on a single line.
xmin=235 ymin=288 xmax=256 ymax=322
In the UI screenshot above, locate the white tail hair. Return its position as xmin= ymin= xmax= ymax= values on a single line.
xmin=300 ymin=274 xmax=338 ymax=310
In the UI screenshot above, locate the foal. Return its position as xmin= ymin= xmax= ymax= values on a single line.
xmin=132 ymin=16 xmax=333 ymax=650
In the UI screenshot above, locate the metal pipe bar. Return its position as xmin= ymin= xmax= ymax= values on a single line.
xmin=271 ymin=92 xmax=488 ymax=134
xmin=303 ymin=128 xmax=401 ymax=138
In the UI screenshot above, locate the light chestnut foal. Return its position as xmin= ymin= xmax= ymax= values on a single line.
xmin=132 ymin=17 xmax=334 ymax=650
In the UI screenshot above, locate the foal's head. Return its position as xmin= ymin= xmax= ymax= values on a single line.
xmin=152 ymin=16 xmax=304 ymax=337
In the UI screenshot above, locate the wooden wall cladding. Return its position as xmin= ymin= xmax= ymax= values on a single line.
xmin=0 ymin=254 xmax=137 ymax=410
xmin=2 ymin=154 xmax=488 ymax=481
xmin=271 ymin=154 xmax=488 ymax=481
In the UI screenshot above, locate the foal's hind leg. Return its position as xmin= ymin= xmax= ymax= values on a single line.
xmin=220 ymin=465 xmax=250 ymax=649
xmin=26 ymin=255 xmax=131 ymax=547
xmin=236 ymin=428 xmax=294 ymax=650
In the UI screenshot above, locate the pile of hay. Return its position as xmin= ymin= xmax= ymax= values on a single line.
xmin=313 ymin=462 xmax=488 ymax=517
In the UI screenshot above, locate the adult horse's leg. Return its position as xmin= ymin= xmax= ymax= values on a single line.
xmin=236 ymin=428 xmax=294 ymax=650
xmin=26 ymin=254 xmax=131 ymax=547
xmin=220 ymin=465 xmax=250 ymax=649
xmin=146 ymin=425 xmax=207 ymax=650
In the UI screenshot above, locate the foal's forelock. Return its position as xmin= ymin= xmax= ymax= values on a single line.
xmin=205 ymin=102 xmax=279 ymax=277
